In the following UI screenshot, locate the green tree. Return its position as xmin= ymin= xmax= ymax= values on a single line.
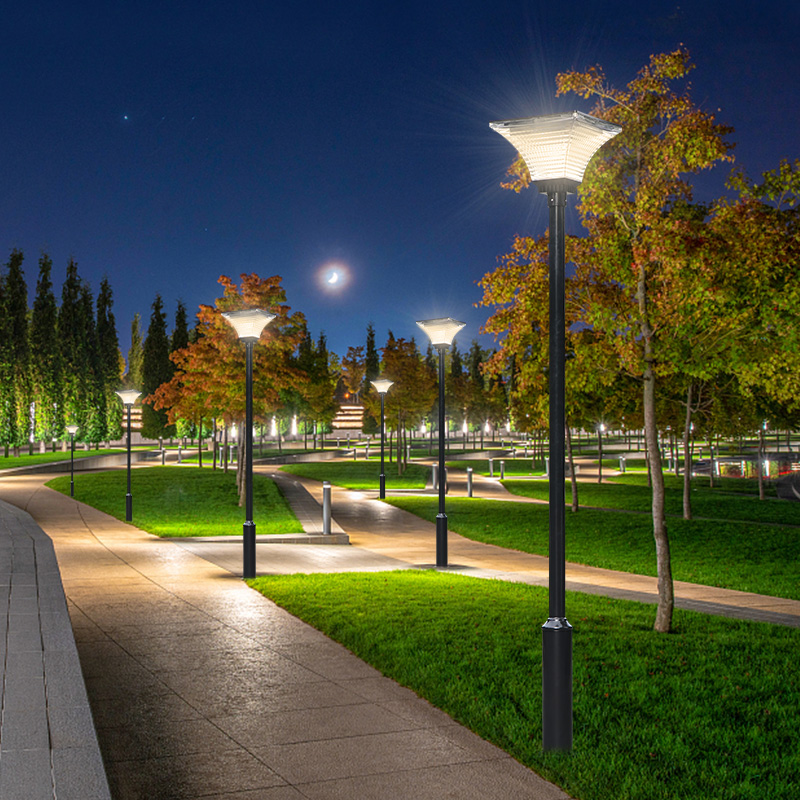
xmin=4 ymin=250 xmax=31 ymax=453
xmin=171 ymin=300 xmax=190 ymax=353
xmin=125 ymin=313 xmax=144 ymax=387
xmin=59 ymin=258 xmax=86 ymax=436
xmin=362 ymin=322 xmax=380 ymax=433
xmin=141 ymin=295 xmax=174 ymax=439
xmin=30 ymin=253 xmax=62 ymax=447
xmin=96 ymin=277 xmax=123 ymax=441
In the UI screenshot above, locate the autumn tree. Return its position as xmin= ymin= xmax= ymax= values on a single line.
xmin=150 ymin=273 xmax=305 ymax=505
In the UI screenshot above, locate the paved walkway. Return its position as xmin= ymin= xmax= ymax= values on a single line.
xmin=0 ymin=473 xmax=570 ymax=800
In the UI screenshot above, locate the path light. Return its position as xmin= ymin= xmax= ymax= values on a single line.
xmin=371 ymin=378 xmax=394 ymax=499
xmin=66 ymin=424 xmax=79 ymax=498
xmin=115 ymin=390 xmax=141 ymax=521
xmin=491 ymin=110 xmax=621 ymax=752
xmin=416 ymin=317 xmax=466 ymax=566
xmin=222 ymin=309 xmax=276 ymax=579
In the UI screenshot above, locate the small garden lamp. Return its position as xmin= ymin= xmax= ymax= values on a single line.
xmin=222 ymin=308 xmax=276 ymax=579
xmin=116 ymin=390 xmax=141 ymax=521
xmin=490 ymin=110 xmax=621 ymax=752
xmin=416 ymin=317 xmax=466 ymax=566
xmin=370 ymin=377 xmax=394 ymax=499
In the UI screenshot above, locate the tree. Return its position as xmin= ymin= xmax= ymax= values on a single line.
xmin=4 ymin=250 xmax=31 ymax=453
xmin=141 ymin=295 xmax=174 ymax=440
xmin=78 ymin=281 xmax=104 ymax=445
xmin=171 ymin=300 xmax=190 ymax=353
xmin=30 ymin=253 xmax=62 ymax=448
xmin=126 ymin=313 xmax=144 ymax=387
xmin=96 ymin=277 xmax=123 ymax=441
xmin=150 ymin=273 xmax=305 ymax=505
xmin=59 ymin=258 xmax=84 ymax=435
xmin=485 ymin=49 xmax=735 ymax=632
xmin=341 ymin=346 xmax=366 ymax=402
xmin=362 ymin=322 xmax=380 ymax=433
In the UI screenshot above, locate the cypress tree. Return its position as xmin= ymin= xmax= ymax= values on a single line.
xmin=5 ymin=250 xmax=31 ymax=453
xmin=171 ymin=300 xmax=190 ymax=354
xmin=362 ymin=322 xmax=380 ymax=433
xmin=96 ymin=277 xmax=122 ymax=441
xmin=141 ymin=294 xmax=173 ymax=439
xmin=59 ymin=258 xmax=84 ymax=434
xmin=0 ymin=256 xmax=15 ymax=454
xmin=79 ymin=281 xmax=103 ymax=445
xmin=126 ymin=313 xmax=144 ymax=387
xmin=30 ymin=253 xmax=62 ymax=448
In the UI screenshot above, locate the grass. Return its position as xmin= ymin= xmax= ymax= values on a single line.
xmin=249 ymin=570 xmax=800 ymax=800
xmin=279 ymin=460 xmax=430 ymax=490
xmin=46 ymin=466 xmax=300 ymax=537
xmin=383 ymin=496 xmax=800 ymax=600
xmin=0 ymin=448 xmax=125 ymax=470
xmin=445 ymin=458 xmax=546 ymax=476
xmin=500 ymin=473 xmax=797 ymax=526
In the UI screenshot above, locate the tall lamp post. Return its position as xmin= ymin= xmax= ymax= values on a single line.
xmin=116 ymin=390 xmax=141 ymax=521
xmin=416 ymin=317 xmax=466 ymax=567
xmin=66 ymin=424 xmax=79 ymax=498
xmin=371 ymin=378 xmax=394 ymax=499
xmin=490 ymin=111 xmax=621 ymax=752
xmin=222 ymin=308 xmax=276 ymax=580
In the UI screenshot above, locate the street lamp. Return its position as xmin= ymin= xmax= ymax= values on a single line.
xmin=416 ymin=317 xmax=466 ymax=567
xmin=116 ymin=390 xmax=141 ymax=521
xmin=371 ymin=377 xmax=394 ymax=499
xmin=491 ymin=110 xmax=621 ymax=752
xmin=222 ymin=308 xmax=276 ymax=579
xmin=66 ymin=424 xmax=79 ymax=498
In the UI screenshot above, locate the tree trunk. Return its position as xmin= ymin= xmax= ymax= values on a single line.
xmin=566 ymin=423 xmax=578 ymax=512
xmin=708 ymin=430 xmax=715 ymax=489
xmin=682 ymin=384 xmax=693 ymax=521
xmin=758 ymin=426 xmax=765 ymax=501
xmin=639 ymin=258 xmax=673 ymax=633
xmin=198 ymin=418 xmax=204 ymax=468
xmin=223 ymin=425 xmax=228 ymax=473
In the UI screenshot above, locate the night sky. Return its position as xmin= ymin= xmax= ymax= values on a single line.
xmin=3 ymin=1 xmax=798 ymax=364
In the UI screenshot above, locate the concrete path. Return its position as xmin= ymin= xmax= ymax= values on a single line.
xmin=0 ymin=473 xmax=570 ymax=800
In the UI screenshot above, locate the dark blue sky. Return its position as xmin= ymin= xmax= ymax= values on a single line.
xmin=3 ymin=1 xmax=798 ymax=364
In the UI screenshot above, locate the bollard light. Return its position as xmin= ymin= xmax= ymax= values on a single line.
xmin=222 ymin=308 xmax=276 ymax=579
xmin=416 ymin=317 xmax=465 ymax=567
xmin=491 ymin=109 xmax=621 ymax=752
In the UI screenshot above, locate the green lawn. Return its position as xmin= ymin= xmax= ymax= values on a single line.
xmin=279 ymin=460 xmax=430 ymax=490
xmin=384 ymin=496 xmax=800 ymax=600
xmin=46 ymin=466 xmax=300 ymax=537
xmin=0 ymin=448 xmax=126 ymax=470
xmin=250 ymin=571 xmax=800 ymax=800
xmin=500 ymin=474 xmax=796 ymax=525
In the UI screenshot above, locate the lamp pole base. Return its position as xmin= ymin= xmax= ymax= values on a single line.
xmin=243 ymin=521 xmax=256 ymax=579
xmin=542 ymin=616 xmax=573 ymax=752
xmin=379 ymin=473 xmax=386 ymax=499
xmin=436 ymin=513 xmax=448 ymax=567
xmin=125 ymin=494 xmax=132 ymax=522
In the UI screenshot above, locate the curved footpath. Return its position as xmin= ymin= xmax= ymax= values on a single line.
xmin=1 ymin=464 xmax=799 ymax=799
xmin=0 ymin=472 xmax=569 ymax=800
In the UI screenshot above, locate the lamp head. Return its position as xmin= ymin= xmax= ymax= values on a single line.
xmin=371 ymin=378 xmax=394 ymax=395
xmin=221 ymin=308 xmax=276 ymax=341
xmin=66 ymin=424 xmax=79 ymax=436
xmin=416 ymin=317 xmax=466 ymax=348
xmin=116 ymin=389 xmax=141 ymax=406
xmin=490 ymin=111 xmax=621 ymax=191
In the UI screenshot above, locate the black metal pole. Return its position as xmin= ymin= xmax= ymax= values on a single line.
xmin=125 ymin=404 xmax=133 ymax=521
xmin=69 ymin=433 xmax=75 ymax=498
xmin=542 ymin=186 xmax=573 ymax=752
xmin=379 ymin=393 xmax=386 ymax=499
xmin=243 ymin=339 xmax=256 ymax=579
xmin=436 ymin=345 xmax=447 ymax=567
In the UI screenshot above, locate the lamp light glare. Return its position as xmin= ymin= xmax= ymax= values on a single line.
xmin=416 ymin=317 xmax=466 ymax=348
xmin=116 ymin=389 xmax=141 ymax=406
xmin=489 ymin=111 xmax=621 ymax=186
xmin=371 ymin=378 xmax=394 ymax=395
xmin=221 ymin=309 xmax=276 ymax=341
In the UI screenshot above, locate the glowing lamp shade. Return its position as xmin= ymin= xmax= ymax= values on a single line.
xmin=416 ymin=317 xmax=466 ymax=348
xmin=489 ymin=111 xmax=621 ymax=186
xmin=66 ymin=424 xmax=79 ymax=436
xmin=371 ymin=378 xmax=394 ymax=395
xmin=221 ymin=309 xmax=276 ymax=341
xmin=116 ymin=390 xmax=141 ymax=406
